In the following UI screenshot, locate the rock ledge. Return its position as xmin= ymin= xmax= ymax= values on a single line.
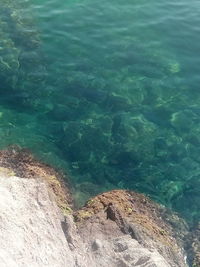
xmin=0 ymin=147 xmax=198 ymax=267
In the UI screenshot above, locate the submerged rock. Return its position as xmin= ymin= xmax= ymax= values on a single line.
xmin=0 ymin=1 xmax=40 ymax=89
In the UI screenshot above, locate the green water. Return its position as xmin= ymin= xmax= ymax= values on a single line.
xmin=1 ymin=0 xmax=200 ymax=224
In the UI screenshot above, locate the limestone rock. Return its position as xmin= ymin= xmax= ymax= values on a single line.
xmin=0 ymin=148 xmax=193 ymax=267
xmin=0 ymin=175 xmax=74 ymax=267
xmin=0 ymin=173 xmax=189 ymax=267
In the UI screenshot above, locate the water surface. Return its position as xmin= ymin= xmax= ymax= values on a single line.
xmin=0 ymin=0 xmax=200 ymax=224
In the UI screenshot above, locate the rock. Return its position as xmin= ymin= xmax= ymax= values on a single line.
xmin=0 ymin=1 xmax=40 ymax=89
xmin=186 ymin=222 xmax=200 ymax=267
xmin=0 ymin=146 xmax=73 ymax=214
xmin=0 ymin=175 xmax=74 ymax=267
xmin=0 ymin=148 xmax=195 ymax=267
xmin=74 ymin=190 xmax=188 ymax=267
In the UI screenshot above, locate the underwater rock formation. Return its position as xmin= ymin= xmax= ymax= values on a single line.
xmin=0 ymin=148 xmax=197 ymax=267
xmin=0 ymin=0 xmax=46 ymax=110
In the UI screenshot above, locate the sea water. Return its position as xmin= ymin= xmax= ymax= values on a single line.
xmin=0 ymin=0 xmax=200 ymax=224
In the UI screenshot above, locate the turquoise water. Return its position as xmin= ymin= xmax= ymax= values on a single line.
xmin=1 ymin=0 xmax=200 ymax=224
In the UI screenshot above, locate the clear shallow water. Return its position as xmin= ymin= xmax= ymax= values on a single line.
xmin=1 ymin=0 xmax=200 ymax=224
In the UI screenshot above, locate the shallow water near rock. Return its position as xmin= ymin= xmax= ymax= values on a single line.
xmin=0 ymin=0 xmax=200 ymax=224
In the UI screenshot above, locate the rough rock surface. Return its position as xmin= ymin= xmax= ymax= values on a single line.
xmin=0 ymin=148 xmax=195 ymax=267
xmin=74 ymin=190 xmax=189 ymax=267
xmin=0 ymin=173 xmax=189 ymax=267
xmin=186 ymin=222 xmax=200 ymax=267
xmin=0 ymin=175 xmax=74 ymax=267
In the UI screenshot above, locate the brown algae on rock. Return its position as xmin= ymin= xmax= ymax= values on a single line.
xmin=0 ymin=146 xmax=73 ymax=215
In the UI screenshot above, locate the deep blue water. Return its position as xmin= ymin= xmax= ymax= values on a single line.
xmin=0 ymin=0 xmax=200 ymax=224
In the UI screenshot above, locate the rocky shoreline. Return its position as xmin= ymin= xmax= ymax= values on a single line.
xmin=0 ymin=147 xmax=199 ymax=267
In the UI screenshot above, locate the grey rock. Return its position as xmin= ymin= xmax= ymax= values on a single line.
xmin=0 ymin=173 xmax=189 ymax=267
